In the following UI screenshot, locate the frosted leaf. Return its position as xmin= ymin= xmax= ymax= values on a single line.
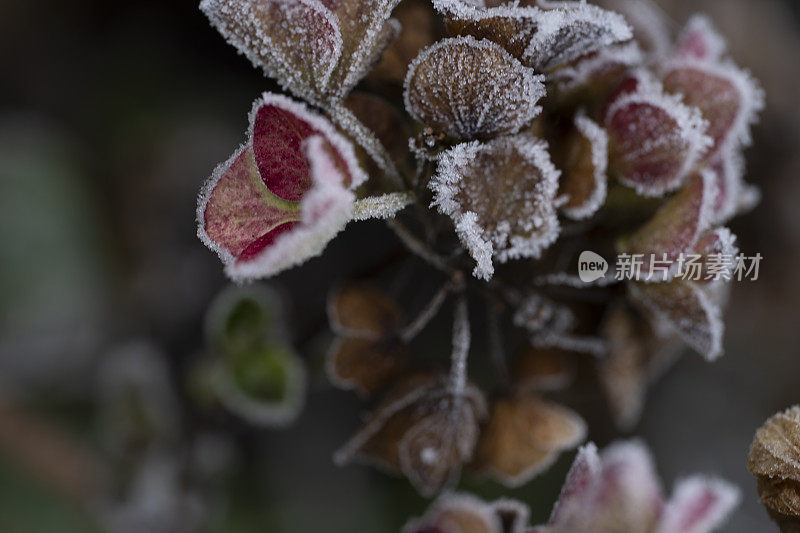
xmin=371 ymin=0 xmax=439 ymax=85
xmin=200 ymin=0 xmax=401 ymax=100
xmin=595 ymin=0 xmax=671 ymax=59
xmin=430 ymin=135 xmax=561 ymax=281
xmin=326 ymin=285 xmax=405 ymax=396
xmin=551 ymin=42 xmax=644 ymax=95
xmin=200 ymin=0 xmax=343 ymax=99
xmin=628 ymin=279 xmax=724 ymax=361
xmin=333 ymin=374 xmax=488 ymax=496
xmin=748 ymin=406 xmax=800 ymax=482
xmin=513 ymin=293 xmax=575 ymax=335
xmin=197 ymin=93 xmax=367 ymax=281
xmin=476 ymin=394 xmax=586 ymax=487
xmin=344 ymin=92 xmax=413 ymax=177
xmin=404 ymin=493 xmax=504 ymax=533
xmin=404 ymin=36 xmax=545 ymax=140
xmin=655 ymin=477 xmax=740 ymax=533
xmin=351 ymin=192 xmax=414 ymax=221
xmin=672 ymin=15 xmax=727 ymax=62
xmin=557 ymin=113 xmax=609 ymax=220
xmin=662 ymin=58 xmax=764 ymax=158
xmin=605 ymin=78 xmax=712 ymax=197
xmin=621 ymin=172 xmax=715 ymax=281
xmin=526 ymin=1 xmax=633 ymax=71
xmin=707 ymin=149 xmax=747 ymax=224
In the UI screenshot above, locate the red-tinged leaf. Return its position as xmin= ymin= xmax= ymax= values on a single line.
xmin=200 ymin=0 xmax=343 ymax=98
xmin=605 ymin=81 xmax=711 ymax=196
xmin=404 ymin=36 xmax=545 ymax=140
xmin=672 ymin=15 xmax=726 ymax=62
xmin=548 ymin=443 xmax=602 ymax=525
xmin=662 ymin=59 xmax=764 ymax=158
xmin=656 ymin=477 xmax=740 ymax=533
xmin=198 ymin=93 xmax=366 ymax=281
xmin=430 ymin=135 xmax=561 ymax=280
xmin=628 ymin=279 xmax=724 ymax=360
xmin=621 ymin=172 xmax=715 ymax=279
xmin=557 ymin=113 xmax=609 ymax=220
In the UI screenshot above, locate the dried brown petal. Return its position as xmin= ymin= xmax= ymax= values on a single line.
xmin=430 ymin=134 xmax=561 ymax=280
xmin=476 ymin=394 xmax=585 ymax=487
xmin=334 ymin=374 xmax=487 ymax=496
xmin=326 ymin=337 xmax=404 ymax=397
xmin=327 ymin=284 xmax=403 ymax=338
xmin=556 ymin=113 xmax=609 ymax=220
xmin=404 ymin=36 xmax=545 ymax=140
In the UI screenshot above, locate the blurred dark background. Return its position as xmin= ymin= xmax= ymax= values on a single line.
xmin=2 ymin=1 xmax=800 ymax=531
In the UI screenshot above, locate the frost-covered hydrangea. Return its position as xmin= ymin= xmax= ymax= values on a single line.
xmin=197 ymin=0 xmax=763 ymax=511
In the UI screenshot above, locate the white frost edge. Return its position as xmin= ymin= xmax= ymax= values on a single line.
xmin=430 ymin=136 xmax=561 ymax=281
xmin=403 ymin=36 xmax=546 ymax=139
xmin=403 ymin=493 xmax=502 ymax=533
xmin=224 ymin=135 xmax=355 ymax=281
xmin=629 ymin=279 xmax=724 ymax=361
xmin=606 ymin=78 xmax=713 ymax=197
xmin=552 ymin=41 xmax=644 ymax=93
xmin=662 ymin=57 xmax=765 ymax=150
xmin=432 ymin=0 xmax=543 ymax=26
xmin=203 ymin=283 xmax=287 ymax=348
xmin=350 ymin=191 xmax=415 ymax=221
xmin=655 ymin=476 xmax=740 ymax=533
xmin=340 ymin=10 xmax=403 ymax=96
xmin=561 ymin=112 xmax=609 ymax=220
xmin=524 ymin=1 xmax=633 ymax=70
xmin=672 ymin=14 xmax=727 ymax=62
xmin=199 ymin=0 xmax=344 ymax=98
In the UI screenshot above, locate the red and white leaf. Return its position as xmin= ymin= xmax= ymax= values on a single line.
xmin=656 ymin=477 xmax=740 ymax=533
xmin=198 ymin=93 xmax=366 ymax=281
xmin=672 ymin=15 xmax=727 ymax=63
xmin=605 ymin=79 xmax=711 ymax=196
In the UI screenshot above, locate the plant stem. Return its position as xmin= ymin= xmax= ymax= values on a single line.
xmin=400 ymin=283 xmax=451 ymax=343
xmin=327 ymin=102 xmax=405 ymax=189
xmin=387 ymin=219 xmax=452 ymax=273
xmin=486 ymin=296 xmax=510 ymax=389
xmin=449 ymin=294 xmax=470 ymax=395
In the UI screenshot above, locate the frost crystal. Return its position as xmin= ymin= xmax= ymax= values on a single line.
xmin=404 ymin=36 xmax=545 ymax=140
xmin=197 ymin=92 xmax=366 ymax=281
xmin=430 ymin=135 xmax=561 ymax=280
xmin=552 ymin=41 xmax=644 ymax=94
xmin=558 ymin=112 xmax=609 ymax=220
xmin=350 ymin=192 xmax=415 ymax=221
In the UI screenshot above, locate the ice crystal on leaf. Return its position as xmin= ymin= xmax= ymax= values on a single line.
xmin=430 ymin=135 xmax=561 ymax=280
xmin=532 ymin=441 xmax=740 ymax=533
xmin=605 ymin=76 xmax=712 ymax=197
xmin=197 ymin=93 xmax=367 ymax=281
xmin=433 ymin=0 xmax=631 ymax=71
xmin=556 ymin=112 xmax=609 ymax=220
xmin=334 ymin=374 xmax=487 ymax=496
xmin=200 ymin=0 xmax=401 ymax=101
xmin=404 ymin=36 xmax=545 ymax=141
xmin=551 ymin=41 xmax=644 ymax=97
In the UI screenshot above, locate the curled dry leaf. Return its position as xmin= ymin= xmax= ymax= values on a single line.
xmin=201 ymin=0 xmax=401 ymax=100
xmin=430 ymin=134 xmax=561 ymax=280
xmin=476 ymin=393 xmax=586 ymax=487
xmin=556 ymin=113 xmax=609 ymax=220
xmin=326 ymin=284 xmax=405 ymax=397
xmin=534 ymin=440 xmax=739 ymax=533
xmin=405 ymin=492 xmax=530 ymax=533
xmin=404 ymin=36 xmax=545 ymax=141
xmin=604 ymin=76 xmax=711 ymax=197
xmin=748 ymin=406 xmax=800 ymax=531
xmin=334 ymin=374 xmax=487 ymax=496
xmin=197 ymin=93 xmax=367 ymax=281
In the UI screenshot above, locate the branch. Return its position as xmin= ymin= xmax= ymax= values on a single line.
xmin=449 ymin=294 xmax=471 ymax=395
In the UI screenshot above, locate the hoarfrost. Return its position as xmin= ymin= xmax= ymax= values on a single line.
xmin=430 ymin=135 xmax=561 ymax=281
xmin=404 ymin=36 xmax=545 ymax=140
xmin=560 ymin=112 xmax=609 ymax=220
xmin=552 ymin=41 xmax=644 ymax=93
xmin=672 ymin=14 xmax=727 ymax=62
xmin=351 ymin=191 xmax=415 ymax=221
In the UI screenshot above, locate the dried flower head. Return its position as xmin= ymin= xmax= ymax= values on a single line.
xmin=748 ymin=406 xmax=800 ymax=532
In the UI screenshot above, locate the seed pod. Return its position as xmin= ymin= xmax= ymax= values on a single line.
xmin=748 ymin=406 xmax=800 ymax=532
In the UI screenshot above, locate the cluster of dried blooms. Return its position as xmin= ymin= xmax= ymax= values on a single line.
xmin=196 ymin=0 xmax=761 ymax=517
xmin=749 ymin=406 xmax=800 ymax=532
